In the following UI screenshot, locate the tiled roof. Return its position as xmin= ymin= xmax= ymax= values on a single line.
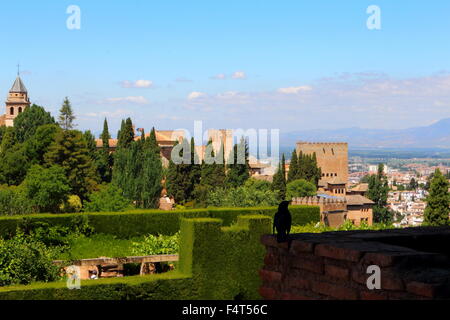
xmin=345 ymin=195 xmax=375 ymax=206
xmin=350 ymin=183 xmax=369 ymax=192
xmin=95 ymin=130 xmax=185 ymax=149
xmin=10 ymin=76 xmax=27 ymax=93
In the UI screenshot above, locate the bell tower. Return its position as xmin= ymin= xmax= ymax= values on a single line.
xmin=4 ymin=68 xmax=30 ymax=127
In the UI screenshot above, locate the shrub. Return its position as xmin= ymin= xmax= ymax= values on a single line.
xmin=207 ymin=180 xmax=279 ymax=208
xmin=0 ymin=206 xmax=320 ymax=239
xmin=0 ymin=216 xmax=271 ymax=300
xmin=60 ymin=195 xmax=83 ymax=213
xmin=0 ymin=185 xmax=33 ymax=216
xmin=22 ymin=165 xmax=71 ymax=213
xmin=0 ymin=231 xmax=61 ymax=287
xmin=132 ymin=232 xmax=180 ymax=256
xmin=84 ymin=184 xmax=132 ymax=212
xmin=286 ymin=179 xmax=317 ymax=200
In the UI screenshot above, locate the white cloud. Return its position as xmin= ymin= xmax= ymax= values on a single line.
xmin=232 ymin=71 xmax=247 ymax=79
xmin=105 ymin=96 xmax=150 ymax=104
xmin=175 ymin=77 xmax=193 ymax=83
xmin=277 ymin=86 xmax=313 ymax=94
xmin=121 ymin=80 xmax=153 ymax=88
xmin=84 ymin=109 xmax=133 ymax=119
xmin=188 ymin=91 xmax=207 ymax=100
xmin=211 ymin=73 xmax=226 ymax=80
xmin=178 ymin=72 xmax=450 ymax=130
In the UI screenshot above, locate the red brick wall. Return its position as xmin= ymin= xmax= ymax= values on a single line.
xmin=259 ymin=228 xmax=450 ymax=300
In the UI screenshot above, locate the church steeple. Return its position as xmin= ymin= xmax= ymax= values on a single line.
xmin=10 ymin=76 xmax=28 ymax=93
xmin=3 ymin=71 xmax=31 ymax=127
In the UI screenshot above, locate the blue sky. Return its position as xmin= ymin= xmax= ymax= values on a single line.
xmin=1 ymin=1 xmax=450 ymax=136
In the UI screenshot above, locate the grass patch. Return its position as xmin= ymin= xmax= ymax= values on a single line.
xmin=56 ymin=234 xmax=144 ymax=260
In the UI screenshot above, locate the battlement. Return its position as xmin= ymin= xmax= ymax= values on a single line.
xmin=296 ymin=141 xmax=348 ymax=146
xmin=292 ymin=196 xmax=347 ymax=205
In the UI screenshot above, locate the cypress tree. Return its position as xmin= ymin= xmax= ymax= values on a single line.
xmin=272 ymin=154 xmax=287 ymax=200
xmin=288 ymin=150 xmax=299 ymax=183
xmin=97 ymin=119 xmax=112 ymax=183
xmin=148 ymin=127 xmax=160 ymax=157
xmin=424 ymin=169 xmax=450 ymax=226
xmin=112 ymin=128 xmax=162 ymax=209
xmin=140 ymin=132 xmax=163 ymax=208
xmin=367 ymin=164 xmax=392 ymax=223
xmin=225 ymin=138 xmax=250 ymax=188
xmin=117 ymin=118 xmax=134 ymax=148
xmin=101 ymin=118 xmax=111 ymax=148
xmin=165 ymin=138 xmax=195 ymax=204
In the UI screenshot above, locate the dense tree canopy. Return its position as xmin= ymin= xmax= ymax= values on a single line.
xmin=286 ymin=179 xmax=317 ymax=200
xmin=13 ymin=104 xmax=55 ymax=143
xmin=22 ymin=165 xmax=71 ymax=213
xmin=112 ymin=126 xmax=162 ymax=208
xmin=44 ymin=130 xmax=99 ymax=200
xmin=225 ymin=138 xmax=250 ymax=188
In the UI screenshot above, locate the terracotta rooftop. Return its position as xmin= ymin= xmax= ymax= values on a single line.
xmin=345 ymin=194 xmax=375 ymax=206
xmin=349 ymin=183 xmax=369 ymax=192
xmin=318 ymin=178 xmax=347 ymax=187
xmin=95 ymin=130 xmax=185 ymax=149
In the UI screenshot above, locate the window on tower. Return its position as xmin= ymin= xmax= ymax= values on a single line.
xmin=10 ymin=107 xmax=14 ymax=115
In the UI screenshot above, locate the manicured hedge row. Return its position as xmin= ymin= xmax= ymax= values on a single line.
xmin=0 ymin=205 xmax=319 ymax=239
xmin=0 ymin=272 xmax=197 ymax=300
xmin=179 ymin=215 xmax=272 ymax=299
xmin=0 ymin=215 xmax=272 ymax=300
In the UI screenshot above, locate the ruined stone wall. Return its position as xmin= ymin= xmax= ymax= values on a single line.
xmin=296 ymin=142 xmax=348 ymax=184
xmin=259 ymin=227 xmax=450 ymax=300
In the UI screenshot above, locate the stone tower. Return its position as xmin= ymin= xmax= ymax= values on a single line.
xmin=296 ymin=142 xmax=349 ymax=185
xmin=4 ymin=75 xmax=31 ymax=127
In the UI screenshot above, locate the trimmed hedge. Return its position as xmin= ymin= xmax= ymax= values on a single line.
xmin=0 ymin=205 xmax=319 ymax=239
xmin=179 ymin=215 xmax=272 ymax=299
xmin=0 ymin=215 xmax=272 ymax=300
xmin=0 ymin=272 xmax=196 ymax=300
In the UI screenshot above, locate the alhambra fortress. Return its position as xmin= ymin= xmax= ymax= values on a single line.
xmin=0 ymin=76 xmax=374 ymax=227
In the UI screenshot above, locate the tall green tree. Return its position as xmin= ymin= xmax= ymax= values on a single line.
xmin=272 ymin=154 xmax=287 ymax=200
xmin=408 ymin=177 xmax=418 ymax=191
xmin=424 ymin=169 xmax=450 ymax=226
xmin=58 ymin=97 xmax=76 ymax=130
xmin=112 ymin=130 xmax=163 ymax=208
xmin=367 ymin=164 xmax=393 ymax=224
xmin=24 ymin=124 xmax=60 ymax=165
xmin=13 ymin=104 xmax=55 ymax=143
xmin=97 ymin=119 xmax=113 ymax=183
xmin=287 ymin=150 xmax=299 ymax=183
xmin=139 ymin=134 xmax=163 ymax=208
xmin=225 ymin=138 xmax=250 ymax=188
xmin=286 ymin=179 xmax=317 ymax=200
xmin=44 ymin=130 xmax=99 ymax=200
xmin=22 ymin=165 xmax=71 ymax=213
xmin=193 ymin=141 xmax=226 ymax=205
xmin=303 ymin=153 xmax=322 ymax=186
xmin=117 ymin=118 xmax=135 ymax=148
xmin=166 ymin=138 xmax=200 ymax=204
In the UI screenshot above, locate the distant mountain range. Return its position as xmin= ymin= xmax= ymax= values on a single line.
xmin=281 ymin=118 xmax=450 ymax=150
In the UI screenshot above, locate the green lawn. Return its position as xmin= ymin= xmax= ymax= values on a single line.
xmin=56 ymin=234 xmax=145 ymax=260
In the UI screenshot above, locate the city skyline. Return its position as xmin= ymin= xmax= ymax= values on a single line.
xmin=1 ymin=1 xmax=450 ymax=135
